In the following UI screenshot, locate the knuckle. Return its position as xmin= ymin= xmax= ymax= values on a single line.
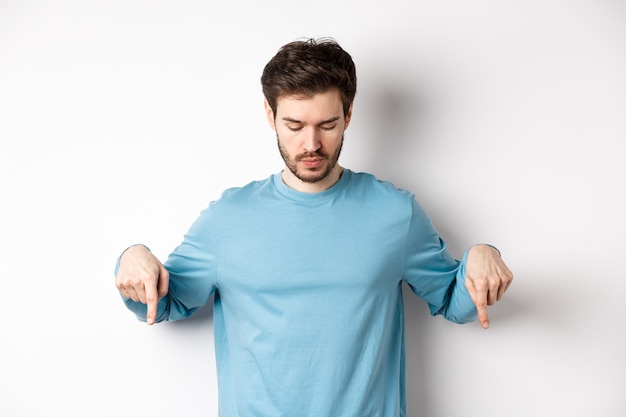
xmin=475 ymin=278 xmax=489 ymax=288
xmin=133 ymin=273 xmax=154 ymax=286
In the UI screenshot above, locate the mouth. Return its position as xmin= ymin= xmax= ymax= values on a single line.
xmin=300 ymin=157 xmax=324 ymax=169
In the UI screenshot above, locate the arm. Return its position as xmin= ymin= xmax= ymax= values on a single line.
xmin=403 ymin=201 xmax=513 ymax=328
xmin=403 ymin=201 xmax=478 ymax=324
xmin=114 ymin=203 xmax=219 ymax=325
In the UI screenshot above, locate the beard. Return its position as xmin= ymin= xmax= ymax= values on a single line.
xmin=277 ymin=134 xmax=344 ymax=184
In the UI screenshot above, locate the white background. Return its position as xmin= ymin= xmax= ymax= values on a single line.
xmin=1 ymin=1 xmax=625 ymax=416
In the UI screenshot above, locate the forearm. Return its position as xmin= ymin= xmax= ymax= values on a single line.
xmin=430 ymin=250 xmax=477 ymax=324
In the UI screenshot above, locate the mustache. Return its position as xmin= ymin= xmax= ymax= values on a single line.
xmin=296 ymin=151 xmax=328 ymax=161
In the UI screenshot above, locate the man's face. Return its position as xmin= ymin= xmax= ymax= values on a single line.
xmin=265 ymin=89 xmax=352 ymax=191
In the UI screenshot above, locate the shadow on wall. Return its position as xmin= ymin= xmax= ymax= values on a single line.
xmin=357 ymin=76 xmax=434 ymax=192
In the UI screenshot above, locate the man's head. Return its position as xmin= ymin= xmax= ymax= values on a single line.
xmin=261 ymin=38 xmax=357 ymax=192
xmin=261 ymin=38 xmax=357 ymax=118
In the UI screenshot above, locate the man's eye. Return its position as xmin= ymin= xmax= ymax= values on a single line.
xmin=287 ymin=125 xmax=303 ymax=132
xmin=320 ymin=125 xmax=336 ymax=131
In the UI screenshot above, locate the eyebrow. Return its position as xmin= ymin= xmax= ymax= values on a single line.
xmin=281 ymin=116 xmax=341 ymax=125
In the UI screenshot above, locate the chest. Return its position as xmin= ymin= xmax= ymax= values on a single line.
xmin=215 ymin=203 xmax=408 ymax=295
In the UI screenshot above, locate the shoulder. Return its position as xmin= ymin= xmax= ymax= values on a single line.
xmin=216 ymin=175 xmax=275 ymax=204
xmin=191 ymin=176 xmax=275 ymax=230
xmin=341 ymin=170 xmax=418 ymax=222
xmin=346 ymin=170 xmax=414 ymax=202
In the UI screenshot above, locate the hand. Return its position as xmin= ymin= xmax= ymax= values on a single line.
xmin=465 ymin=244 xmax=513 ymax=329
xmin=115 ymin=245 xmax=169 ymax=325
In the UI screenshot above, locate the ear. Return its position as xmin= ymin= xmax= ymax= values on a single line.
xmin=344 ymin=102 xmax=354 ymax=130
xmin=263 ymin=99 xmax=276 ymax=130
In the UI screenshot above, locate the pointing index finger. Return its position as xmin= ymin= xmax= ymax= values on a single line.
xmin=144 ymin=281 xmax=159 ymax=326
xmin=474 ymin=286 xmax=490 ymax=329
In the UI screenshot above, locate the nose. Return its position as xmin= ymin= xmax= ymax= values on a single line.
xmin=302 ymin=127 xmax=321 ymax=153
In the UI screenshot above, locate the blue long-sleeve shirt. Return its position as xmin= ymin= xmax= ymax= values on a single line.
xmin=118 ymin=169 xmax=477 ymax=417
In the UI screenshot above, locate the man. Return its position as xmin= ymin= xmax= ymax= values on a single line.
xmin=115 ymin=38 xmax=513 ymax=417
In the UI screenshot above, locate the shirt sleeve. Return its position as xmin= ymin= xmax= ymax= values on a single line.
xmin=115 ymin=203 xmax=219 ymax=323
xmin=402 ymin=200 xmax=477 ymax=324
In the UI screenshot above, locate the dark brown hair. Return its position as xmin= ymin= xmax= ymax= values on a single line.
xmin=261 ymin=38 xmax=357 ymax=117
